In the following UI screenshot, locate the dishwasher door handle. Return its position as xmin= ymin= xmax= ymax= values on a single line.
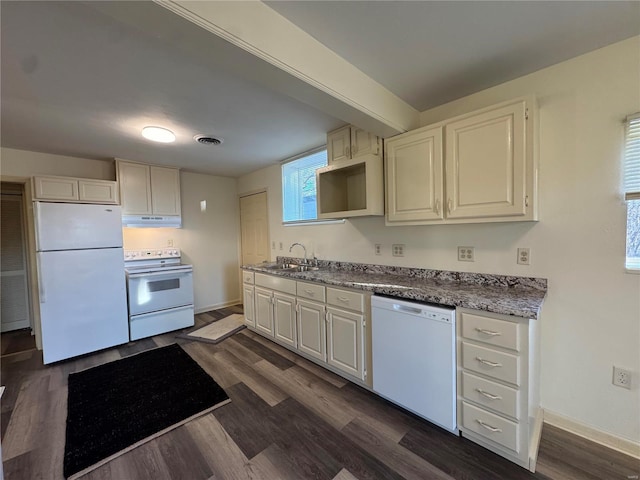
xmin=392 ymin=304 xmax=423 ymax=315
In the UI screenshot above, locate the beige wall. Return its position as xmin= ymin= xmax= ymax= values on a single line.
xmin=1 ymin=148 xmax=241 ymax=313
xmin=123 ymin=171 xmax=241 ymax=312
xmin=238 ymin=37 xmax=640 ymax=446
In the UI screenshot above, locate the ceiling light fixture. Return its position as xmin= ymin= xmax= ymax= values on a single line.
xmin=141 ymin=126 xmax=175 ymax=143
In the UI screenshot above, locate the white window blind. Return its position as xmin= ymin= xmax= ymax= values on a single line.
xmin=624 ymin=113 xmax=640 ymax=200
xmin=282 ymin=149 xmax=327 ymax=223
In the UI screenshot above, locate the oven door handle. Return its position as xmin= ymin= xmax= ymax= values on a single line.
xmin=130 ymin=304 xmax=194 ymax=320
xmin=128 ymin=269 xmax=193 ymax=279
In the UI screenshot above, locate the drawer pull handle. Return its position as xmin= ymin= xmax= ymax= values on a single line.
xmin=337 ymin=296 xmax=350 ymax=303
xmin=476 ymin=419 xmax=502 ymax=433
xmin=476 ymin=357 xmax=502 ymax=368
xmin=304 ymin=289 xmax=315 ymax=296
xmin=475 ymin=327 xmax=501 ymax=336
xmin=476 ymin=388 xmax=502 ymax=400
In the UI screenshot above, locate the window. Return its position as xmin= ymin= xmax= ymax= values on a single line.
xmin=282 ymin=149 xmax=327 ymax=223
xmin=624 ymin=113 xmax=640 ymax=270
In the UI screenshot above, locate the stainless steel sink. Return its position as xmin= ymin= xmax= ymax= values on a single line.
xmin=295 ymin=265 xmax=320 ymax=272
xmin=262 ymin=263 xmax=321 ymax=273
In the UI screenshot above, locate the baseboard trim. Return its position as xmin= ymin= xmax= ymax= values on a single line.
xmin=195 ymin=299 xmax=242 ymax=314
xmin=544 ymin=410 xmax=640 ymax=459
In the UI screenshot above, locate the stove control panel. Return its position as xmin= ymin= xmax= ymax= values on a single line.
xmin=124 ymin=248 xmax=181 ymax=260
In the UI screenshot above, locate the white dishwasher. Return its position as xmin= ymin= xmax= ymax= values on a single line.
xmin=371 ymin=295 xmax=457 ymax=433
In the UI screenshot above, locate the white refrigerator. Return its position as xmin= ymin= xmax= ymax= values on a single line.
xmin=35 ymin=201 xmax=129 ymax=364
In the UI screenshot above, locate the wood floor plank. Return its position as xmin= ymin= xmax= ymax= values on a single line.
xmin=212 ymin=348 xmax=289 ymax=407
xmin=186 ymin=412 xmax=270 ymax=480
xmin=536 ymin=424 xmax=640 ymax=480
xmin=219 ymin=335 xmax=265 ymax=364
xmin=332 ymin=468 xmax=361 ymax=480
xmin=117 ymin=337 xmax=157 ymax=358
xmin=103 ymin=440 xmax=173 ymax=480
xmin=155 ymin=425 xmax=214 ymax=479
xmin=181 ymin=341 xmax=240 ymax=388
xmin=240 ymin=329 xmax=349 ymax=388
xmin=229 ymin=334 xmax=295 ymax=370
xmin=213 ymin=382 xmax=285 ymax=459
xmin=250 ymin=444 xmax=304 ymax=480
xmin=342 ymin=417 xmax=455 ymax=480
xmin=253 ymin=360 xmax=356 ymax=430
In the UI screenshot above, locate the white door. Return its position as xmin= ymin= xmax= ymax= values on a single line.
xmin=1 ymin=192 xmax=31 ymax=332
xmin=240 ymin=192 xmax=270 ymax=266
xmin=297 ymin=299 xmax=326 ymax=361
xmin=327 ymin=306 xmax=364 ymax=379
xmin=254 ymin=286 xmax=274 ymax=337
xmin=351 ymin=127 xmax=379 ymax=158
xmin=118 ymin=161 xmax=152 ymax=215
xmin=327 ymin=126 xmax=351 ymax=164
xmin=273 ymin=291 xmax=296 ymax=348
xmin=35 ymin=202 xmax=123 ymax=250
xmin=38 ymin=247 xmax=129 ymax=364
xmin=445 ymin=101 xmax=527 ymax=219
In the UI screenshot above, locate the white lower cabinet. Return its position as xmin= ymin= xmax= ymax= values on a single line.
xmin=326 ymin=306 xmax=364 ymax=380
xmin=273 ymin=292 xmax=296 ymax=348
xmin=296 ymin=299 xmax=326 ymax=361
xmin=254 ymin=286 xmax=274 ymax=337
xmin=243 ymin=284 xmax=255 ymax=327
xmin=243 ymin=270 xmax=371 ymax=386
xmin=457 ymin=307 xmax=541 ymax=472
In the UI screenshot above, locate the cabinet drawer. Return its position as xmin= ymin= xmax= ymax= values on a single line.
xmin=461 ymin=312 xmax=520 ymax=351
xmin=461 ymin=371 xmax=519 ymax=419
xmin=297 ymin=281 xmax=325 ymax=302
xmin=462 ymin=401 xmax=519 ymax=453
xmin=462 ymin=342 xmax=520 ymax=386
xmin=255 ymin=273 xmax=296 ymax=295
xmin=327 ymin=287 xmax=364 ymax=312
xmin=242 ymin=270 xmax=255 ymax=284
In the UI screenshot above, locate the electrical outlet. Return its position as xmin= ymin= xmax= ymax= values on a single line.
xmin=392 ymin=244 xmax=405 ymax=257
xmin=458 ymin=246 xmax=474 ymax=262
xmin=517 ymin=247 xmax=531 ymax=265
xmin=167 ymin=239 xmax=174 ymax=247
xmin=613 ymin=366 xmax=632 ymax=389
xmin=374 ymin=244 xmax=382 ymax=255
xmin=272 ymin=241 xmax=276 ymax=250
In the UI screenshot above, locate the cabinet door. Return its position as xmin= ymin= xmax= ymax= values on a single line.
xmin=445 ymin=101 xmax=527 ymax=219
xmin=243 ymin=284 xmax=255 ymax=327
xmin=150 ymin=166 xmax=181 ymax=215
xmin=274 ymin=292 xmax=297 ymax=348
xmin=118 ymin=162 xmax=152 ymax=214
xmin=297 ymin=299 xmax=326 ymax=361
xmin=327 ymin=306 xmax=363 ymax=379
xmin=386 ymin=126 xmax=443 ymax=222
xmin=254 ymin=287 xmax=274 ymax=337
xmin=327 ymin=126 xmax=351 ymax=164
xmin=351 ymin=127 xmax=379 ymax=158
xmin=78 ymin=180 xmax=118 ymax=204
xmin=33 ymin=176 xmax=79 ymax=201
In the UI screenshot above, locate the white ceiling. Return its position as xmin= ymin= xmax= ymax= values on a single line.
xmin=2 ymin=1 xmax=638 ymax=177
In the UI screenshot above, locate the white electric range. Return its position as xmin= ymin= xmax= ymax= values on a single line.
xmin=124 ymin=248 xmax=194 ymax=341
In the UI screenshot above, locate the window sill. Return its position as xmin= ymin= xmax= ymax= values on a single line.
xmin=625 ymin=268 xmax=640 ymax=275
xmin=283 ymin=219 xmax=345 ymax=226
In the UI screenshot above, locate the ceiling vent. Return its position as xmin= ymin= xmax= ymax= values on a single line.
xmin=194 ymin=135 xmax=223 ymax=146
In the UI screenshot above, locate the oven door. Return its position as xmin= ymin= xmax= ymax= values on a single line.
xmin=127 ymin=268 xmax=193 ymax=316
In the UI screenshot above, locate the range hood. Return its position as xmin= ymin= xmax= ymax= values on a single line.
xmin=122 ymin=214 xmax=182 ymax=228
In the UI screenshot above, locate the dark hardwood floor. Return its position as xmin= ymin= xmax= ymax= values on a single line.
xmin=1 ymin=306 xmax=638 ymax=479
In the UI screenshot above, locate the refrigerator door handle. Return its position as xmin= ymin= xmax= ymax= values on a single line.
xmin=36 ymin=253 xmax=45 ymax=303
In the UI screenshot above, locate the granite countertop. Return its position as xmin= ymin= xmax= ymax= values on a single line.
xmin=243 ymin=258 xmax=547 ymax=320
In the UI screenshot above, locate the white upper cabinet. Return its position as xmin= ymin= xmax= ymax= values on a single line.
xmin=33 ymin=176 xmax=118 ymax=204
xmin=445 ymin=101 xmax=528 ymax=220
xmin=150 ymin=166 xmax=181 ymax=216
xmin=385 ymin=126 xmax=444 ymax=222
xmin=116 ymin=160 xmax=181 ymax=217
xmin=385 ymin=97 xmax=537 ymax=225
xmin=327 ymin=125 xmax=381 ymax=164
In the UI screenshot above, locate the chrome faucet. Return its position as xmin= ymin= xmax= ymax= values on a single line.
xmin=289 ymin=242 xmax=307 ymax=264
